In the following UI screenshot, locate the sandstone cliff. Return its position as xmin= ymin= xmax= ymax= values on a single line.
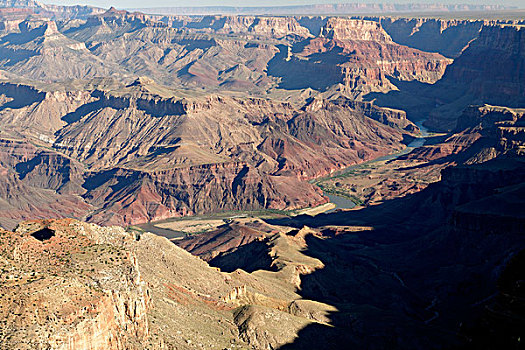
xmin=0 ymin=219 xmax=150 ymax=349
xmin=0 ymin=218 xmax=340 ymax=349
xmin=0 ymin=77 xmax=416 ymax=227
xmin=443 ymin=25 xmax=525 ymax=101
xmin=0 ymin=13 xmax=454 ymax=96
xmin=269 ymin=18 xmax=451 ymax=96
xmin=371 ymin=24 xmax=525 ymax=132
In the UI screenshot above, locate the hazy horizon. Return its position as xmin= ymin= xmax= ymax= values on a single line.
xmin=45 ymin=0 xmax=525 ymax=9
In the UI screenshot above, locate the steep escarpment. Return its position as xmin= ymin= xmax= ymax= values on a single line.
xmin=0 ymin=77 xmax=415 ymax=228
xmin=3 ymin=161 xmax=525 ymax=349
xmin=320 ymin=17 xmax=393 ymax=42
xmin=405 ymin=105 xmax=525 ymax=167
xmin=0 ymin=218 xmax=340 ymax=349
xmin=0 ymin=219 xmax=150 ymax=349
xmin=0 ymin=138 xmax=91 ymax=229
xmin=448 ymin=161 xmax=525 ymax=235
xmin=369 ymin=24 xmax=525 ymax=132
xmin=171 ymin=152 xmax=525 ymax=349
xmin=269 ymin=18 xmax=451 ymax=96
xmin=377 ymin=17 xmax=488 ymax=58
xmin=50 ymin=82 xmax=409 ymax=174
xmin=171 ymin=15 xmax=312 ymax=39
xmin=0 ymin=0 xmax=104 ymax=19
xmin=415 ymin=25 xmax=524 ymax=131
xmin=0 ymin=9 xmax=523 ymax=350
xmin=83 ymin=163 xmax=326 ymax=226
xmin=0 ymin=14 xmax=454 ymax=94
xmin=0 ymin=82 xmax=96 ymax=136
xmin=442 ymin=25 xmax=525 ymax=102
xmin=0 ymin=19 xmax=123 ymax=81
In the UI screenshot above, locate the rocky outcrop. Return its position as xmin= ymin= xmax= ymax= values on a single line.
xmin=0 ymin=217 xmax=343 ymax=349
xmin=83 ymin=162 xmax=327 ymax=226
xmin=0 ymin=0 xmax=105 ymax=19
xmin=0 ymin=76 xmax=417 ymax=228
xmin=269 ymin=19 xmax=451 ymax=95
xmin=0 ymin=219 xmax=150 ymax=349
xmin=396 ymin=25 xmax=525 ymax=132
xmin=0 ymin=19 xmax=123 ymax=81
xmin=406 ymin=105 xmax=525 ymax=168
xmin=329 ymin=97 xmax=418 ymax=132
xmin=221 ymin=16 xmax=312 ymax=38
xmin=442 ymin=25 xmax=525 ymax=104
xmin=320 ymin=18 xmax=392 ymax=42
xmin=377 ymin=17 xmax=490 ymax=58
xmin=177 ymin=221 xmax=270 ymax=261
xmin=160 ymin=15 xmax=313 ymax=38
xmin=0 ymin=138 xmax=91 ymax=229
xmin=0 ymin=14 xmax=452 ymax=93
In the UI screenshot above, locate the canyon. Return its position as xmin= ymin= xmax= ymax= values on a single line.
xmin=0 ymin=2 xmax=523 ymax=349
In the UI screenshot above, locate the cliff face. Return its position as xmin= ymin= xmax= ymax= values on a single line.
xmin=359 ymin=17 xmax=525 ymax=58
xmin=0 ymin=0 xmax=105 ymax=19
xmin=442 ymin=26 xmax=525 ymax=103
xmin=0 ymin=19 xmax=123 ymax=81
xmin=0 ymin=218 xmax=339 ymax=349
xmin=0 ymin=14 xmax=453 ymax=95
xmin=320 ymin=18 xmax=392 ymax=42
xmin=0 ymin=77 xmax=415 ymax=228
xmin=269 ymin=18 xmax=451 ymax=96
xmin=407 ymin=105 xmax=525 ymax=167
xmin=0 ymin=138 xmax=91 ymax=229
xmin=3 ymin=163 xmax=524 ymax=349
xmin=448 ymin=163 xmax=525 ymax=236
xmin=220 ymin=16 xmax=312 ymax=38
xmin=82 ymin=163 xmax=326 ymax=226
xmin=379 ymin=18 xmax=485 ymax=58
xmin=166 ymin=15 xmax=312 ymax=38
xmin=426 ymin=28 xmax=525 ymax=133
xmin=177 ymin=154 xmax=525 ymax=349
xmin=374 ymin=24 xmax=525 ymax=132
xmin=0 ymin=219 xmax=150 ymax=349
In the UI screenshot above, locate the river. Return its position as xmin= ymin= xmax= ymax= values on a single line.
xmin=323 ymin=121 xmax=429 ymax=213
xmin=139 ymin=122 xmax=429 ymax=235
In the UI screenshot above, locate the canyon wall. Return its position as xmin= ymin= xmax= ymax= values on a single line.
xmin=0 ymin=220 xmax=150 ymax=349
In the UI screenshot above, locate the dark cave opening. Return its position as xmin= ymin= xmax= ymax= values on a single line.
xmin=31 ymin=228 xmax=55 ymax=241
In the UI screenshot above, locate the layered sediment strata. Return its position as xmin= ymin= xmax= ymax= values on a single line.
xmin=0 ymin=219 xmax=150 ymax=349
xmin=270 ymin=18 xmax=451 ymax=96
xmin=0 ymin=77 xmax=414 ymax=227
xmin=442 ymin=25 xmax=525 ymax=102
xmin=83 ymin=163 xmax=327 ymax=226
xmin=375 ymin=17 xmax=525 ymax=58
xmin=320 ymin=17 xmax=393 ymax=42
xmin=0 ymin=218 xmax=337 ymax=349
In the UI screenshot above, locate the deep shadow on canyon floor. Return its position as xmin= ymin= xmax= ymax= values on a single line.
xmin=262 ymin=156 xmax=525 ymax=349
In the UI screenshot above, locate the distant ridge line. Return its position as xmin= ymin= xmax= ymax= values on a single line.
xmin=126 ymin=3 xmax=515 ymax=16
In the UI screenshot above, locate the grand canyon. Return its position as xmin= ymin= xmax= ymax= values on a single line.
xmin=0 ymin=0 xmax=524 ymax=349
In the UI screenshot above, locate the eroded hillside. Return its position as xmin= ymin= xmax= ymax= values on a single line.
xmin=0 ymin=4 xmax=524 ymax=349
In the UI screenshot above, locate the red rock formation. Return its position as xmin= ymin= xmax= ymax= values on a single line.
xmin=0 ymin=74 xmax=417 ymax=228
xmin=443 ymin=25 xmax=525 ymax=102
xmin=177 ymin=223 xmax=268 ymax=261
xmin=0 ymin=219 xmax=150 ymax=349
xmin=269 ymin=19 xmax=451 ymax=96
xmin=83 ymin=163 xmax=327 ymax=226
xmin=320 ymin=18 xmax=392 ymax=42
xmin=415 ymin=25 xmax=525 ymax=132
